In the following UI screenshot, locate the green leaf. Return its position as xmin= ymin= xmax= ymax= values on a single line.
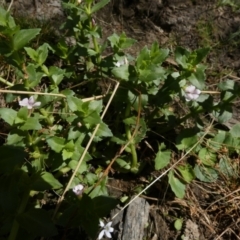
xmin=31 ymin=172 xmax=62 ymax=191
xmin=218 ymin=80 xmax=235 ymax=91
xmin=219 ymin=157 xmax=237 ymax=178
xmin=68 ymin=160 xmax=87 ymax=173
xmin=36 ymin=43 xmax=49 ymax=65
xmin=115 ymin=158 xmax=131 ymax=171
xmin=49 ymin=66 xmax=65 ymax=86
xmin=198 ymin=148 xmax=216 ymax=166
xmin=88 ymin=178 xmax=108 ymax=198
xmin=212 ymin=105 xmax=232 ymax=123
xmin=118 ymin=33 xmax=137 ymax=49
xmin=154 ymin=144 xmax=171 ymax=170
xmin=91 ymin=0 xmax=110 ymax=13
xmin=138 ymin=65 xmax=166 ymax=82
xmin=194 ymin=165 xmax=218 ymax=182
xmin=12 ymin=29 xmax=41 ymax=51
xmin=25 ymin=47 xmax=38 ymax=62
xmin=208 ymin=131 xmax=226 ymax=151
xmin=20 ymin=117 xmax=42 ymax=130
xmin=177 ymin=164 xmax=195 ymax=183
xmin=25 ymin=64 xmax=44 ymax=87
xmin=46 ymin=136 xmax=65 ymax=153
xmin=62 ymin=140 xmax=75 ymax=160
xmin=95 ymin=122 xmax=113 ymax=139
xmin=175 ymin=47 xmax=190 ymax=69
xmin=229 ymin=123 xmax=240 ymax=138
xmin=7 ymin=132 xmax=24 ymax=145
xmin=188 ymin=64 xmax=206 ymax=89
xmin=67 ymin=96 xmax=83 ymax=112
xmin=17 ymin=209 xmax=57 ymax=237
xmin=108 ymin=33 xmax=119 ymax=48
xmin=112 ymin=65 xmax=129 ymax=80
xmin=168 ymin=170 xmax=185 ymax=198
xmin=174 ymin=219 xmax=183 ymax=231
xmin=193 ymin=47 xmax=210 ymax=65
xmin=17 ymin=106 xmax=28 ymax=122
xmin=0 ymin=108 xmax=17 ymax=125
xmin=176 ymin=128 xmax=199 ymax=150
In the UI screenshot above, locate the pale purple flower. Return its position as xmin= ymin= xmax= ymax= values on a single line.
xmin=98 ymin=220 xmax=114 ymax=239
xmin=72 ymin=184 xmax=84 ymax=196
xmin=185 ymin=85 xmax=201 ymax=102
xmin=19 ymin=96 xmax=41 ymax=109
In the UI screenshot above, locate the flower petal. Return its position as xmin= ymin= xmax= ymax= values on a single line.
xmin=99 ymin=220 xmax=105 ymax=228
xmin=33 ymin=101 xmax=41 ymax=107
xmin=105 ymin=221 xmax=112 ymax=228
xmin=28 ymin=96 xmax=35 ymax=105
xmin=98 ymin=230 xmax=105 ymax=240
xmin=185 ymin=85 xmax=195 ymax=93
xmin=19 ymin=98 xmax=29 ymax=107
xmin=105 ymin=231 xmax=112 ymax=238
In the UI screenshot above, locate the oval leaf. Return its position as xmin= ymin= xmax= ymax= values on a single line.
xmin=168 ymin=170 xmax=185 ymax=199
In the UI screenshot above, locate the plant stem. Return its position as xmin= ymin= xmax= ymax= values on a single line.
xmin=8 ymin=189 xmax=30 ymax=240
xmin=0 ymin=76 xmax=13 ymax=87
xmin=124 ymin=102 xmax=138 ymax=172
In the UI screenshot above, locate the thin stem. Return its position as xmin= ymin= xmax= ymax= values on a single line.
xmin=125 ymin=102 xmax=138 ymax=172
xmin=0 ymin=77 xmax=13 ymax=87
xmin=0 ymin=89 xmax=105 ymax=102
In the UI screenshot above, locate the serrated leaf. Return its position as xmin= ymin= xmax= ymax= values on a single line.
xmin=17 ymin=209 xmax=57 ymax=237
xmin=0 ymin=108 xmax=17 ymax=125
xmin=47 ymin=136 xmax=65 ymax=153
xmin=168 ymin=170 xmax=185 ymax=198
xmin=12 ymin=29 xmax=41 ymax=51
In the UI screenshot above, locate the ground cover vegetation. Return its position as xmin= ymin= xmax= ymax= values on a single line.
xmin=0 ymin=0 xmax=240 ymax=239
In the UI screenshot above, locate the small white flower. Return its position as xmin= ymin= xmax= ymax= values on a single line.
xmin=185 ymin=85 xmax=201 ymax=102
xmin=19 ymin=96 xmax=41 ymax=109
xmin=114 ymin=57 xmax=128 ymax=67
xmin=72 ymin=184 xmax=84 ymax=196
xmin=98 ymin=220 xmax=114 ymax=239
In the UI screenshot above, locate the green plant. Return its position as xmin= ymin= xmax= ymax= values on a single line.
xmin=0 ymin=0 xmax=240 ymax=239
